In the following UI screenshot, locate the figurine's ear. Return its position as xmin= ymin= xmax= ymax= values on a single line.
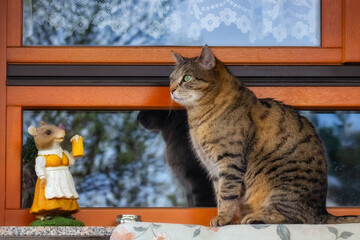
xmin=172 ymin=51 xmax=184 ymax=65
xmin=40 ymin=121 xmax=46 ymax=126
xmin=198 ymin=45 xmax=216 ymax=70
xmin=28 ymin=126 xmax=37 ymax=136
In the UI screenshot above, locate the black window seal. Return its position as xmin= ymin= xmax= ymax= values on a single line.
xmin=7 ymin=64 xmax=360 ymax=87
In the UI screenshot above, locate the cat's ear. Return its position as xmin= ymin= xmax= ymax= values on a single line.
xmin=172 ymin=51 xmax=184 ymax=65
xmin=198 ymin=46 xmax=216 ymax=70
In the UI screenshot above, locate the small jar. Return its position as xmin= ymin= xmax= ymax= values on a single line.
xmin=116 ymin=215 xmax=142 ymax=225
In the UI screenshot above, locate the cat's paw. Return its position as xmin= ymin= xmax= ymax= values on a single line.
xmin=239 ymin=214 xmax=266 ymax=224
xmin=210 ymin=215 xmax=233 ymax=227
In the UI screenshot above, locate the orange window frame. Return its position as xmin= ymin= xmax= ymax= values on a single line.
xmin=1 ymin=0 xmax=360 ymax=226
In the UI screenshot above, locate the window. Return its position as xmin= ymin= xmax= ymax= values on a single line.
xmin=22 ymin=110 xmax=189 ymax=208
xmin=22 ymin=0 xmax=321 ymax=46
xmin=6 ymin=0 xmax=343 ymax=64
xmin=21 ymin=110 xmax=360 ymax=210
xmin=2 ymin=0 xmax=360 ymax=227
xmin=301 ymin=111 xmax=360 ymax=207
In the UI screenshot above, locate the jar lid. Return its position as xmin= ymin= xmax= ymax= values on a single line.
xmin=116 ymin=215 xmax=142 ymax=225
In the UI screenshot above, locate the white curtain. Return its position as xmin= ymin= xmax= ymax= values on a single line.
xmin=23 ymin=0 xmax=320 ymax=46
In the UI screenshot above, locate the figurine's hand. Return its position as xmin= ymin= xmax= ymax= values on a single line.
xmin=40 ymin=178 xmax=46 ymax=187
xmin=70 ymin=134 xmax=81 ymax=142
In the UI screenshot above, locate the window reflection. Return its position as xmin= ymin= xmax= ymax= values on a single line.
xmin=22 ymin=110 xmax=188 ymax=208
xmin=22 ymin=110 xmax=360 ymax=208
xmin=137 ymin=110 xmax=215 ymax=207
xmin=300 ymin=111 xmax=360 ymax=207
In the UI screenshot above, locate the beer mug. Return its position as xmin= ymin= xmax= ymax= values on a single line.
xmin=71 ymin=135 xmax=84 ymax=157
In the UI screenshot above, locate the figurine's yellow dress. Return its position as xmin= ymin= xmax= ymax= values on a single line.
xmin=30 ymin=148 xmax=80 ymax=215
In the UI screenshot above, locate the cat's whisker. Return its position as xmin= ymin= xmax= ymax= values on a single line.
xmin=168 ymin=98 xmax=175 ymax=119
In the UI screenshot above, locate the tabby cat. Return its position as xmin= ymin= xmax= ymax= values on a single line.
xmin=169 ymin=46 xmax=360 ymax=226
xmin=137 ymin=110 xmax=215 ymax=207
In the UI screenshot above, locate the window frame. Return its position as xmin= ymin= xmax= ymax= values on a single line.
xmin=6 ymin=0 xmax=344 ymax=64
xmin=2 ymin=0 xmax=360 ymax=226
xmin=5 ymin=86 xmax=360 ymax=226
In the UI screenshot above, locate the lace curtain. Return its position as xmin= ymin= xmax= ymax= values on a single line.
xmin=23 ymin=0 xmax=320 ymax=46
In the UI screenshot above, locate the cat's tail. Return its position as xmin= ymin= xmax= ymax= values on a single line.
xmin=325 ymin=214 xmax=360 ymax=224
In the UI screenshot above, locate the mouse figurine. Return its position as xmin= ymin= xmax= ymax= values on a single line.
xmin=27 ymin=121 xmax=83 ymax=224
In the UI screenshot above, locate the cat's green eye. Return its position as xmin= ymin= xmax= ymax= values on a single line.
xmin=183 ymin=75 xmax=192 ymax=82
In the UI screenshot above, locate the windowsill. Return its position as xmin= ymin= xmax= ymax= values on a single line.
xmin=0 ymin=226 xmax=115 ymax=239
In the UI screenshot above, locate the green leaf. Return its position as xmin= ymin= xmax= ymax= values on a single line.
xmin=327 ymin=227 xmax=339 ymax=237
xmin=184 ymin=224 xmax=197 ymax=228
xmin=340 ymin=231 xmax=354 ymax=239
xmin=252 ymin=224 xmax=271 ymax=229
xmin=134 ymin=226 xmax=148 ymax=232
xmin=193 ymin=228 xmax=201 ymax=238
xmin=152 ymin=223 xmax=161 ymax=229
xmin=277 ymin=225 xmax=291 ymax=240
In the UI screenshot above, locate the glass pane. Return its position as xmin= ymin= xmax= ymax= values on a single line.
xmin=23 ymin=110 xmax=359 ymax=208
xmin=23 ymin=0 xmax=321 ymax=46
xmin=300 ymin=111 xmax=360 ymax=207
xmin=22 ymin=110 xmax=215 ymax=208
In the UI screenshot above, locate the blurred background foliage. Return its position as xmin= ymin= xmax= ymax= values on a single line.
xmin=303 ymin=111 xmax=360 ymax=206
xmin=22 ymin=110 xmax=186 ymax=208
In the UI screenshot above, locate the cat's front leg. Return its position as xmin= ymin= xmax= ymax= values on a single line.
xmin=210 ymin=161 xmax=244 ymax=227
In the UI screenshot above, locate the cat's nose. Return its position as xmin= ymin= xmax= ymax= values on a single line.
xmin=170 ymin=88 xmax=176 ymax=94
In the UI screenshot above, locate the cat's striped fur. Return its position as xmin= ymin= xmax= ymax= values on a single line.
xmin=169 ymin=46 xmax=360 ymax=226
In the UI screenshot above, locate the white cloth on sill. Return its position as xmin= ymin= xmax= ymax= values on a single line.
xmin=111 ymin=222 xmax=360 ymax=240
